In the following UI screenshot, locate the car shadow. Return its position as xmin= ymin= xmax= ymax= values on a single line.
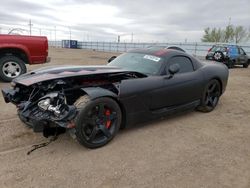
xmin=119 ymin=108 xmax=196 ymax=134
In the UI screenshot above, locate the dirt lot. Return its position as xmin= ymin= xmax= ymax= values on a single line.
xmin=0 ymin=48 xmax=250 ymax=188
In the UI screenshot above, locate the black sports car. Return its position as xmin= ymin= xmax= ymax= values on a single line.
xmin=2 ymin=48 xmax=229 ymax=148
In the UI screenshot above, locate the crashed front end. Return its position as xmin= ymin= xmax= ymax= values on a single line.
xmin=1 ymin=65 xmax=145 ymax=138
xmin=2 ymin=81 xmax=77 ymax=136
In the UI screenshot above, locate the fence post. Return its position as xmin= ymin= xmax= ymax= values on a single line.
xmin=194 ymin=42 xmax=197 ymax=57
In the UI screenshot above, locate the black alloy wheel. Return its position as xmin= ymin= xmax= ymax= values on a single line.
xmin=197 ymin=79 xmax=221 ymax=112
xmin=75 ymin=97 xmax=122 ymax=148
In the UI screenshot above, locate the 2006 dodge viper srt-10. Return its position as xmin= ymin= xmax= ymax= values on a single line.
xmin=2 ymin=48 xmax=229 ymax=148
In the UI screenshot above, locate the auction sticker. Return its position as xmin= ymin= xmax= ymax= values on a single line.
xmin=143 ymin=55 xmax=161 ymax=62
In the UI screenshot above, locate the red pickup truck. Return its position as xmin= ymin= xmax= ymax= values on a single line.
xmin=0 ymin=34 xmax=50 ymax=82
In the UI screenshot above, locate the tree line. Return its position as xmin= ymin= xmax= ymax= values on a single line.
xmin=201 ymin=25 xmax=250 ymax=43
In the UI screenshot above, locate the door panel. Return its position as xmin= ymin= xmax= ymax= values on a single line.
xmin=150 ymin=71 xmax=203 ymax=110
xmin=238 ymin=48 xmax=248 ymax=64
xmin=119 ymin=76 xmax=164 ymax=112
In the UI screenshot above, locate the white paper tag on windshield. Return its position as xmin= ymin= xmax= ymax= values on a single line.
xmin=143 ymin=55 xmax=161 ymax=62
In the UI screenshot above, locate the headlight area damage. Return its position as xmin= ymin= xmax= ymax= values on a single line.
xmin=3 ymin=88 xmax=72 ymax=138
xmin=2 ymin=67 xmax=144 ymax=139
xmin=20 ymin=92 xmax=75 ymax=131
xmin=2 ymin=82 xmax=78 ymax=137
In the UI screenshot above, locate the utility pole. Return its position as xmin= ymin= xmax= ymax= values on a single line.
xmin=28 ymin=19 xmax=33 ymax=35
xmin=50 ymin=30 xmax=52 ymax=41
xmin=87 ymin=32 xmax=89 ymax=41
xmin=131 ymin=32 xmax=133 ymax=43
xmin=69 ymin=27 xmax=71 ymax=41
xmin=54 ymin=26 xmax=57 ymax=47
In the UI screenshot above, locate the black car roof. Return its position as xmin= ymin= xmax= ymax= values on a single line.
xmin=128 ymin=48 xmax=203 ymax=71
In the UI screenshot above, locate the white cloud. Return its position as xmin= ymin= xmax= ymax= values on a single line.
xmin=42 ymin=3 xmax=131 ymax=26
xmin=0 ymin=0 xmax=249 ymax=42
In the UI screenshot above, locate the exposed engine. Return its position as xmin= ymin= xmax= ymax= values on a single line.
xmin=17 ymin=91 xmax=76 ymax=133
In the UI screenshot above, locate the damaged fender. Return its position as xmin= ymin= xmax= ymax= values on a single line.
xmin=80 ymin=87 xmax=118 ymax=100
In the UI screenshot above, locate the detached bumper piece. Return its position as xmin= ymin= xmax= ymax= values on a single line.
xmin=2 ymin=87 xmax=23 ymax=105
xmin=2 ymin=88 xmax=16 ymax=103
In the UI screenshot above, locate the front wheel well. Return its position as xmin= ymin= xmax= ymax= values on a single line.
xmin=73 ymin=94 xmax=127 ymax=129
xmin=211 ymin=77 xmax=223 ymax=95
xmin=0 ymin=48 xmax=29 ymax=64
xmin=108 ymin=97 xmax=127 ymax=129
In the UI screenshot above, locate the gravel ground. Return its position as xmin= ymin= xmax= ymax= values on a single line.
xmin=0 ymin=48 xmax=250 ymax=188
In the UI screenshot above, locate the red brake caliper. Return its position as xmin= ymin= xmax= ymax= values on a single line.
xmin=105 ymin=109 xmax=111 ymax=129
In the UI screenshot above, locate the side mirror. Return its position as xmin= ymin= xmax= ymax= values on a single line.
xmin=108 ymin=56 xmax=117 ymax=63
xmin=168 ymin=63 xmax=180 ymax=75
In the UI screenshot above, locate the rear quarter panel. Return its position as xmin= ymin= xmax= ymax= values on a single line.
xmin=200 ymin=61 xmax=229 ymax=94
xmin=23 ymin=36 xmax=48 ymax=64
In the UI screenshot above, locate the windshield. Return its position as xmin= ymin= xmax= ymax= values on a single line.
xmin=108 ymin=52 xmax=164 ymax=75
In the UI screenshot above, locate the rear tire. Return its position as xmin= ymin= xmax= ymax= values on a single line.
xmin=197 ymin=79 xmax=221 ymax=112
xmin=0 ymin=55 xmax=27 ymax=82
xmin=74 ymin=96 xmax=122 ymax=148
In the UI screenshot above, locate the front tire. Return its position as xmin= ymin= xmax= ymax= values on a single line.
xmin=243 ymin=61 xmax=249 ymax=68
xmin=0 ymin=56 xmax=27 ymax=82
xmin=74 ymin=96 xmax=122 ymax=149
xmin=227 ymin=60 xmax=234 ymax=68
xmin=197 ymin=79 xmax=221 ymax=112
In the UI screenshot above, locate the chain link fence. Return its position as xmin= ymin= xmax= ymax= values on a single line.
xmin=49 ymin=41 xmax=250 ymax=57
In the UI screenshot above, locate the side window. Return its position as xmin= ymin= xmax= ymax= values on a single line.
xmin=239 ymin=48 xmax=245 ymax=55
xmin=168 ymin=56 xmax=194 ymax=74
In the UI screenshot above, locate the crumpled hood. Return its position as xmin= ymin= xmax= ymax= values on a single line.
xmin=13 ymin=65 xmax=127 ymax=86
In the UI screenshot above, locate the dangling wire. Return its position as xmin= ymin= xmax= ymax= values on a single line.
xmin=28 ymin=87 xmax=40 ymax=101
xmin=27 ymin=128 xmax=59 ymax=155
